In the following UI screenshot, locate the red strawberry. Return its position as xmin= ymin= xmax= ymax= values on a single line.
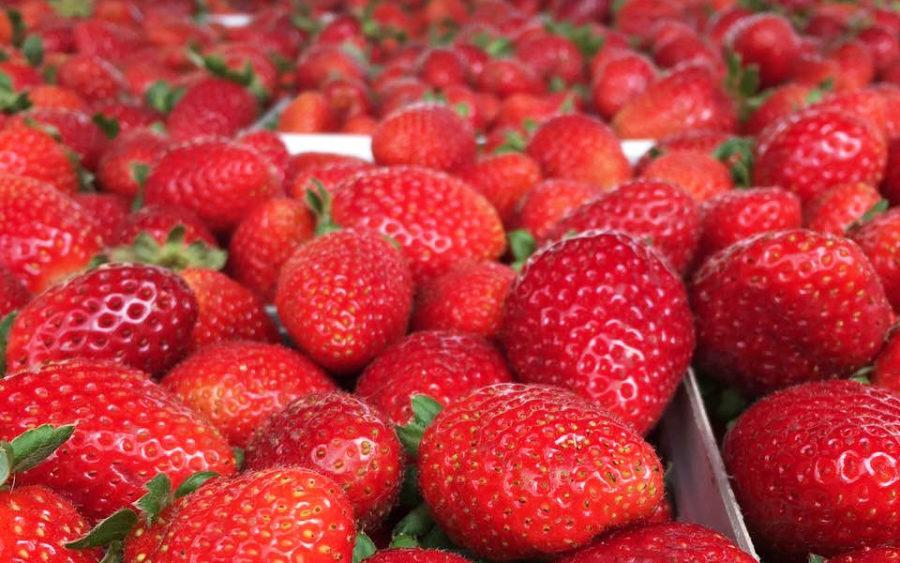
xmin=515 ymin=32 xmax=583 ymax=85
xmin=417 ymin=48 xmax=468 ymax=88
xmin=57 ymin=54 xmax=127 ymax=104
xmin=144 ymin=138 xmax=281 ymax=233
xmin=724 ymin=380 xmax=900 ymax=558
xmin=753 ymin=108 xmax=887 ymax=203
xmin=355 ymin=330 xmax=513 ymax=425
xmin=546 ymin=179 xmax=700 ymax=274
xmin=11 ymin=108 xmax=107 ymax=171
xmin=512 ymin=178 xmax=604 ymax=240
xmin=418 ymin=383 xmax=664 ymax=559
xmin=640 ymin=150 xmax=733 ymax=202
xmin=874 ymin=329 xmax=900 ymax=393
xmin=477 ymin=58 xmax=545 ymax=98
xmin=114 ymin=204 xmax=217 ymax=248
xmin=96 ymin=128 xmax=169 ymax=198
xmin=804 ymin=182 xmax=882 ymax=235
xmin=411 ymin=261 xmax=515 ymax=338
xmin=275 ymin=228 xmax=413 ymax=375
xmin=124 ymin=467 xmax=355 ymax=562
xmin=237 ymin=129 xmax=290 ymax=179
xmin=0 ymin=58 xmax=42 ymax=90
xmin=883 ymin=139 xmax=900 ymax=206
xmin=27 ymin=85 xmax=87 ymax=111
xmin=726 ymin=13 xmax=800 ymax=88
xmin=591 ymin=49 xmax=657 ymax=120
xmin=697 ymin=187 xmax=802 ymax=262
xmin=73 ymin=19 xmax=146 ymax=63
xmin=458 ymin=151 xmax=542 ymax=225
xmin=228 ymin=197 xmax=315 ymax=302
xmin=744 ymin=82 xmax=818 ymax=135
xmin=73 ymin=192 xmax=130 ymax=244
xmin=92 ymin=99 xmax=159 ymax=134
xmin=851 ymin=207 xmax=900 ymax=311
xmin=285 ymin=152 xmax=369 ymax=181
xmin=559 ymin=522 xmax=755 ymax=562
xmin=0 ymin=121 xmax=80 ymax=195
xmin=162 ymin=341 xmax=335 ymax=447
xmin=494 ymin=91 xmax=577 ymax=130
xmin=166 ymin=78 xmax=259 ymax=141
xmin=502 ymin=231 xmax=695 ymax=433
xmin=285 ymin=160 xmax=374 ymax=199
xmin=367 ymin=549 xmax=471 ymax=563
xmin=0 ymin=263 xmax=28 ymax=317
xmin=692 ymin=230 xmax=892 ymax=395
xmin=858 ymin=24 xmax=900 ymax=74
xmin=372 ymin=103 xmax=477 ymax=173
xmin=0 ymin=174 xmax=104 ymax=293
xmin=277 ymin=90 xmax=337 ymax=133
xmin=829 ymin=547 xmax=900 ymax=563
xmin=526 ymin=114 xmax=631 ymax=189
xmin=246 ymin=391 xmax=403 ymax=527
xmin=811 ymin=89 xmax=891 ymax=138
xmin=331 ymin=166 xmax=505 ymax=282
xmin=0 ymin=359 xmax=235 ymax=519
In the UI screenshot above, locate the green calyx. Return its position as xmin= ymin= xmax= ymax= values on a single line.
xmin=0 ymin=424 xmax=76 ymax=488
xmin=544 ymin=19 xmax=605 ymax=59
xmin=49 ymin=0 xmax=94 ymax=18
xmin=145 ymin=81 xmax=186 ymax=115
xmin=186 ymin=49 xmax=269 ymax=106
xmin=507 ymin=229 xmax=537 ymax=271
xmin=104 ymin=226 xmax=227 ymax=272
xmin=0 ymin=70 xmax=32 ymax=115
xmin=848 ymin=199 xmax=889 ymax=233
xmin=306 ymin=180 xmax=342 ymax=237
xmin=92 ymin=113 xmax=120 ymax=140
xmin=353 ymin=532 xmax=376 ymax=563
xmin=394 ymin=395 xmax=443 ymax=458
xmin=713 ymin=137 xmax=755 ymax=188
xmin=493 ymin=130 xmax=528 ymax=155
xmin=0 ymin=310 xmax=16 ymax=376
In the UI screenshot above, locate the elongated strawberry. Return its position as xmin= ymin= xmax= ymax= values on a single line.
xmin=851 ymin=207 xmax=900 ymax=311
xmin=0 ymin=120 xmax=80 ymax=195
xmin=512 ymin=178 xmax=604 ymax=240
xmin=166 ymin=77 xmax=259 ymax=141
xmin=372 ymin=103 xmax=477 ymax=173
xmin=5 ymin=263 xmax=198 ymax=376
xmin=804 ymin=182 xmax=882 ymax=236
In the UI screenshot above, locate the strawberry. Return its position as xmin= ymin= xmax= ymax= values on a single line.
xmin=724 ymin=380 xmax=900 ymax=559
xmin=851 ymin=207 xmax=900 ymax=312
xmin=477 ymin=58 xmax=545 ymax=98
xmin=366 ymin=549 xmax=471 ymax=563
xmin=811 ymin=89 xmax=891 ymax=138
xmin=0 ymin=263 xmax=28 ymax=317
xmin=754 ymin=108 xmax=887 ymax=203
xmin=725 ymin=13 xmax=799 ymax=88
xmin=743 ymin=82 xmax=818 ymax=136
xmin=27 ymin=85 xmax=87 ymax=111
xmin=526 ymin=114 xmax=631 ymax=190
xmin=883 ymin=139 xmax=900 ymax=206
xmin=546 ymin=179 xmax=700 ymax=274
xmin=559 ymin=522 xmax=755 ymax=562
xmin=275 ymin=228 xmax=413 ymax=375
xmin=0 ymin=120 xmax=80 ymax=195
xmin=591 ymin=49 xmax=656 ymax=120
xmin=237 ymin=129 xmax=290 ymax=180
xmin=179 ymin=268 xmax=279 ymax=352
xmin=457 ymin=151 xmax=542 ymax=224
xmin=246 ymin=391 xmax=403 ymax=528
xmin=858 ymin=24 xmax=900 ymax=74
xmin=697 ymin=187 xmax=802 ymax=262
xmin=515 ymin=32 xmax=583 ymax=85
xmin=331 ymin=166 xmax=505 ymax=282
xmin=162 ymin=341 xmax=335 ymax=447
xmin=10 ymin=108 xmax=107 ymax=171
xmin=804 ymin=182 xmax=882 ymax=236
xmin=0 ymin=359 xmax=235 ymax=519
xmin=0 ymin=174 xmax=104 ymax=293
xmin=277 ymin=90 xmax=337 ymax=133
xmin=73 ymin=192 xmax=130 ymax=244
xmin=512 ymin=178 xmax=604 ymax=240
xmin=613 ymin=65 xmax=737 ymax=139
xmin=228 ymin=197 xmax=315 ymax=302
xmin=96 ymin=128 xmax=169 ymax=198
xmin=91 ymin=99 xmax=159 ymax=134
xmin=166 ymin=78 xmax=259 ymax=141
xmin=828 ymin=547 xmax=900 ymax=562
xmin=113 ymin=204 xmax=217 ymax=248
xmin=355 ymin=330 xmax=513 ymax=425
xmin=692 ymin=230 xmax=893 ymax=395
xmin=144 ymin=137 xmax=281 ymax=233
xmin=502 ymin=231 xmax=694 ymax=433
xmin=73 ymin=19 xmax=145 ymax=63
xmin=124 ymin=467 xmax=355 ymax=562
xmin=296 ymin=44 xmax=365 ymax=90
xmin=640 ymin=150 xmax=733 ymax=202
xmin=417 ymin=48 xmax=468 ymax=88
xmin=57 ymin=54 xmax=127 ymax=104
xmin=494 ymin=91 xmax=577 ymax=130
xmin=418 ymin=383 xmax=664 ymax=559
xmin=411 ymin=261 xmax=515 ymax=338
xmin=372 ymin=103 xmax=477 ymax=173
xmin=285 ymin=160 xmax=374 ymax=199
xmin=874 ymin=329 xmax=900 ymax=393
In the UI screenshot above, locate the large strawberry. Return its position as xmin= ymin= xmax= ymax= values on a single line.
xmin=804 ymin=182 xmax=883 ymax=236
xmin=725 ymin=13 xmax=800 ymax=88
xmin=724 ymin=380 xmax=900 ymax=559
xmin=512 ymin=178 xmax=604 ymax=240
xmin=162 ymin=341 xmax=335 ymax=447
xmin=0 ymin=120 xmax=80 ymax=195
xmin=275 ymin=228 xmax=413 ymax=375
xmin=331 ymin=166 xmax=505 ymax=281
xmin=851 ymin=207 xmax=900 ymax=311
xmin=418 ymin=383 xmax=664 ymax=560
xmin=166 ymin=77 xmax=259 ymax=141
xmin=502 ymin=231 xmax=695 ymax=433
xmin=0 ymin=360 xmax=235 ymax=519
xmin=372 ymin=103 xmax=477 ymax=173
xmin=5 ymin=263 xmax=198 ymax=376
xmin=692 ymin=229 xmax=892 ymax=395
xmin=246 ymin=391 xmax=403 ymax=528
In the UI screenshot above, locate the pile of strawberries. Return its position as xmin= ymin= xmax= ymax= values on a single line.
xmin=0 ymin=0 xmax=899 ymax=561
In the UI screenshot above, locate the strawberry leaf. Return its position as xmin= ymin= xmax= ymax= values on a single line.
xmin=0 ymin=443 xmax=10 ymax=487
xmin=850 ymin=366 xmax=873 ymax=385
xmin=389 ymin=535 xmax=419 ymax=548
xmin=92 ymin=113 xmax=120 ymax=140
xmin=395 ymin=395 xmax=442 ymax=457
xmin=353 ymin=532 xmax=376 ymax=563
xmin=6 ymin=10 xmax=25 ymax=47
xmin=393 ymin=503 xmax=435 ymax=538
xmin=133 ymin=474 xmax=171 ymax=526
xmin=49 ymin=0 xmax=93 ymax=18
xmin=856 ymin=199 xmax=889 ymax=227
xmin=724 ymin=50 xmax=760 ymax=104
xmin=66 ymin=508 xmax=138 ymax=549
xmin=22 ymin=35 xmax=43 ymax=68
xmin=106 ymin=226 xmax=227 ymax=271
xmin=713 ymin=137 xmax=754 ymax=188
xmin=808 ymin=555 xmax=826 ymax=563
xmin=174 ymin=471 xmax=218 ymax=498
xmin=0 ymin=310 xmax=17 ymax=375
xmin=508 ymin=229 xmax=536 ymax=271
xmin=493 ymin=130 xmax=527 ymax=155
xmin=7 ymin=424 xmax=75 ymax=476
xmin=145 ymin=81 xmax=184 ymax=115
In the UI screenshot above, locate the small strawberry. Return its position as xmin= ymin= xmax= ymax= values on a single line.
xmin=367 ymin=549 xmax=471 ymax=563
xmin=0 ymin=263 xmax=28 ymax=317
xmin=743 ymin=82 xmax=819 ymax=136
xmin=804 ymin=182 xmax=882 ymax=236
xmin=27 ymin=85 xmax=87 ymax=111
xmin=277 ymin=90 xmax=337 ymax=133
xmin=418 ymin=383 xmax=664 ymax=559
xmin=591 ymin=49 xmax=657 ymax=120
xmin=0 ymin=120 xmax=80 ymax=195
xmin=73 ymin=192 xmax=130 ymax=244
xmin=57 ymin=54 xmax=127 ymax=104
xmin=91 ymin=99 xmax=159 ymax=134
xmin=95 ymin=128 xmax=169 ymax=198
xmin=851 ymin=207 xmax=900 ymax=311
xmin=477 ymin=58 xmax=544 ymax=98
xmin=166 ymin=77 xmax=259 ymax=141
xmin=692 ymin=230 xmax=893 ymax=395
xmin=725 ymin=13 xmax=800 ymax=88
xmin=724 ymin=380 xmax=900 ymax=559
xmin=457 ymin=151 xmax=542 ymax=225
xmin=162 ymin=341 xmax=335 ymax=447
xmin=512 ymin=178 xmax=604 ymax=240
xmin=640 ymin=150 xmax=733 ymax=202
xmin=372 ymin=103 xmax=477 ymax=173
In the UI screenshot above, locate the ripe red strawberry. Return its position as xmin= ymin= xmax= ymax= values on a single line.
xmin=166 ymin=78 xmax=259 ymax=141
xmin=812 ymin=89 xmax=891 ymax=138
xmin=726 ymin=13 xmax=799 ymax=88
xmin=73 ymin=192 xmax=130 ymax=244
xmin=124 ymin=467 xmax=355 ymax=562
xmin=828 ymin=547 xmax=900 ymax=563
xmin=0 ymin=264 xmax=28 ymax=317
xmin=114 ymin=204 xmax=217 ymax=248
xmin=417 ymin=48 xmax=468 ymax=88
xmin=372 ymin=103 xmax=477 ymax=173
xmin=874 ymin=329 xmax=900 ymax=393
xmin=724 ymin=380 xmax=900 ymax=558
xmin=419 ymin=383 xmax=664 ymax=559
xmin=411 ymin=261 xmax=515 ymax=338
xmin=6 ymin=263 xmax=198 ymax=376
xmin=286 ymin=160 xmax=374 ymax=199
xmin=179 ymin=268 xmax=279 ymax=351
xmin=515 ymin=32 xmax=583 ymax=85
xmin=27 ymin=85 xmax=87 ymax=111
xmin=11 ymin=108 xmax=107 ymax=171
xmin=237 ymin=129 xmax=290 ymax=180
xmin=526 ymin=114 xmax=631 ymax=190
xmin=0 ymin=58 xmax=42 ymax=90
xmin=546 ymin=179 xmax=700 ymax=274
xmin=692 ymin=230 xmax=892 ymax=395
xmin=591 ymin=49 xmax=657 ymax=120
xmin=457 ymin=152 xmax=542 ymax=225
xmin=513 ymin=178 xmax=605 ymax=240
xmin=559 ymin=522 xmax=755 ymax=562
xmin=804 ymin=182 xmax=882 ymax=235
xmin=92 ymin=99 xmax=159 ymax=134
xmin=477 ymin=58 xmax=545 ymax=98
xmin=640 ymin=150 xmax=733 ymax=202
xmin=743 ymin=82 xmax=818 ymax=135
xmin=613 ymin=65 xmax=737 ymax=139
xmin=276 ymin=228 xmax=413 ymax=375
xmin=57 ymin=54 xmax=128 ymax=103
xmin=859 ymin=24 xmax=900 ymax=74
xmin=246 ymin=391 xmax=403 ymax=527
xmin=493 ymin=91 xmax=577 ymax=130
xmin=96 ymin=128 xmax=169 ymax=198
xmin=355 ymin=330 xmax=513 ymax=425
xmin=851 ymin=207 xmax=900 ymax=311
xmin=285 ymin=152 xmax=369 ymax=184
xmin=144 ymin=138 xmax=281 ymax=233
xmin=0 ymin=174 xmax=104 ymax=293
xmin=0 ymin=120 xmax=80 ymax=195
xmin=331 ymin=166 xmax=505 ymax=281
xmin=697 ymin=187 xmax=802 ymax=262
xmin=277 ymin=90 xmax=337 ymax=133
xmin=0 ymin=360 xmax=235 ymax=519
xmin=502 ymin=231 xmax=695 ymax=432
xmin=367 ymin=549 xmax=471 ymax=563
xmin=162 ymin=341 xmax=335 ymax=447
xmin=753 ymin=108 xmax=887 ymax=203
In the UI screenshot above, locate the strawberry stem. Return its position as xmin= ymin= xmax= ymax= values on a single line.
xmin=306 ymin=180 xmax=342 ymax=236
xmin=0 ymin=423 xmax=76 ymax=487
xmin=352 ymin=532 xmax=376 ymax=563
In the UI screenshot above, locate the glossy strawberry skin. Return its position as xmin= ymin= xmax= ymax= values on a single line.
xmin=419 ymin=383 xmax=664 ymax=560
xmin=692 ymin=230 xmax=892 ymax=395
xmin=726 ymin=13 xmax=799 ymax=88
xmin=0 ymin=263 xmax=29 ymax=317
xmin=367 ymin=549 xmax=471 ymax=563
xmin=502 ymin=232 xmax=695 ymax=433
xmin=372 ymin=103 xmax=477 ymax=173
xmin=6 ymin=263 xmax=198 ymax=376
xmin=332 ymin=166 xmax=505 ymax=282
xmin=125 ymin=468 xmax=355 ymax=563
xmin=804 ymin=182 xmax=882 ymax=236
xmin=0 ymin=360 xmax=235 ymax=520
xmin=724 ymin=380 xmax=900 ymax=559
xmin=753 ymin=108 xmax=887 ymax=203
xmin=851 ymin=207 xmax=900 ymax=311
xmin=96 ymin=128 xmax=169 ymax=198
xmin=513 ymin=178 xmax=604 ymax=240
xmin=874 ymin=329 xmax=900 ymax=393
xmin=559 ymin=522 xmax=755 ymax=562
xmin=247 ymin=392 xmax=403 ymax=528
xmin=275 ymin=229 xmax=413 ymax=375
xmin=162 ymin=341 xmax=335 ymax=448
xmin=114 ymin=204 xmax=217 ymax=247
xmin=355 ymin=330 xmax=513 ymax=425
xmin=0 ymin=121 xmax=79 ymax=195
xmin=73 ymin=192 xmax=130 ymax=245
xmin=458 ymin=152 xmax=542 ymax=225
xmin=640 ymin=150 xmax=733 ymax=202
xmin=829 ymin=546 xmax=900 ymax=562
xmin=744 ymin=83 xmax=816 ymax=135
xmin=591 ymin=50 xmax=656 ymax=120
xmin=166 ymin=78 xmax=259 ymax=141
